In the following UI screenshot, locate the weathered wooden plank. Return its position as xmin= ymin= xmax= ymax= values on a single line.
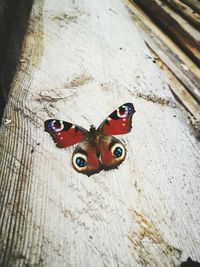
xmin=162 ymin=0 xmax=200 ymax=30
xmin=151 ymin=51 xmax=200 ymax=123
xmin=181 ymin=0 xmax=200 ymax=15
xmin=127 ymin=0 xmax=200 ymax=78
xmin=132 ymin=0 xmax=200 ymax=67
xmin=0 ymin=0 xmax=200 ymax=266
xmin=126 ymin=0 xmax=200 ymax=103
xmin=126 ymin=1 xmax=200 ymax=132
xmin=157 ymin=0 xmax=200 ymax=42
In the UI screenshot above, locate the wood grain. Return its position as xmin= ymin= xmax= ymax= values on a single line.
xmin=132 ymin=0 xmax=200 ymax=67
xmin=0 ymin=0 xmax=200 ymax=266
xmin=181 ymin=0 xmax=200 ymax=15
xmin=126 ymin=0 xmax=200 ymax=104
xmin=156 ymin=0 xmax=200 ymax=43
xmin=163 ymin=0 xmax=200 ymax=30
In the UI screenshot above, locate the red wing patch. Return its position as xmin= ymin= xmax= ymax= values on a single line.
xmin=72 ymin=141 xmax=102 ymax=176
xmin=99 ymin=136 xmax=126 ymax=170
xmin=98 ymin=103 xmax=135 ymax=136
xmin=44 ymin=120 xmax=87 ymax=148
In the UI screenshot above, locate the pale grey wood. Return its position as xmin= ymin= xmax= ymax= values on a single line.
xmin=0 ymin=0 xmax=199 ymax=266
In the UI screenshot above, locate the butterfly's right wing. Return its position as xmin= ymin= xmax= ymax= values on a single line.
xmin=99 ymin=136 xmax=126 ymax=170
xmin=44 ymin=119 xmax=88 ymax=148
xmin=97 ymin=103 xmax=135 ymax=136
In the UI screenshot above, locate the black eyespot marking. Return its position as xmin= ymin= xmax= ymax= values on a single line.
xmin=63 ymin=121 xmax=73 ymax=130
xmin=119 ymin=106 xmax=126 ymax=115
xmin=109 ymin=103 xmax=135 ymax=120
xmin=76 ymin=157 xmax=87 ymax=167
xmin=119 ymin=105 xmax=131 ymax=117
xmin=109 ymin=111 xmax=118 ymax=120
xmin=47 ymin=120 xmax=64 ymax=132
xmin=122 ymin=103 xmax=135 ymax=115
xmin=44 ymin=120 xmax=73 ymax=133
xmin=109 ymin=140 xmax=117 ymax=150
xmin=105 ymin=119 xmax=110 ymax=125
xmin=113 ymin=147 xmax=123 ymax=158
xmin=53 ymin=121 xmax=62 ymax=129
xmin=75 ymin=126 xmax=82 ymax=133
xmin=75 ymin=148 xmax=88 ymax=156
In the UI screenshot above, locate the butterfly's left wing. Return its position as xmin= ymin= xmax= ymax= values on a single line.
xmin=99 ymin=136 xmax=126 ymax=170
xmin=72 ymin=140 xmax=102 ymax=176
xmin=44 ymin=119 xmax=88 ymax=148
xmin=97 ymin=103 xmax=135 ymax=136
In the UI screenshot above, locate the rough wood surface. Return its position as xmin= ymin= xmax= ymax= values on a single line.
xmin=0 ymin=0 xmax=200 ymax=266
xmin=132 ymin=0 xmax=200 ymax=67
xmin=128 ymin=0 xmax=200 ymax=80
xmin=181 ymin=0 xmax=200 ymax=14
xmin=126 ymin=0 xmax=200 ymax=104
xmin=163 ymin=0 xmax=200 ymax=29
xmin=151 ymin=51 xmax=200 ymax=124
xmin=156 ymin=0 xmax=200 ymax=43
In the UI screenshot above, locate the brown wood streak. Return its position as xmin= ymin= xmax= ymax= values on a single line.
xmin=132 ymin=0 xmax=200 ymax=67
xmin=180 ymin=0 xmax=200 ymax=15
xmin=162 ymin=0 xmax=200 ymax=30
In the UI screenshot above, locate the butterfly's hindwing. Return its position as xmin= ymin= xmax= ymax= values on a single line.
xmin=72 ymin=141 xmax=102 ymax=176
xmin=99 ymin=136 xmax=126 ymax=170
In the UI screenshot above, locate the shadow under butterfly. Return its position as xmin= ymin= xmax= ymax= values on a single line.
xmin=44 ymin=103 xmax=135 ymax=176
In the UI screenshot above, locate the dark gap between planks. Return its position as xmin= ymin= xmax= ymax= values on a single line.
xmin=0 ymin=0 xmax=34 ymax=125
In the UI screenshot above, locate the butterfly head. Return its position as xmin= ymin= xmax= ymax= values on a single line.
xmin=89 ymin=125 xmax=96 ymax=133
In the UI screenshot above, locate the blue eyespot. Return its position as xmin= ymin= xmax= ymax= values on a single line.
xmin=114 ymin=147 xmax=123 ymax=158
xmin=76 ymin=157 xmax=87 ymax=167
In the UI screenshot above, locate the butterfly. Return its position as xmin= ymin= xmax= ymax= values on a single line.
xmin=44 ymin=103 xmax=135 ymax=176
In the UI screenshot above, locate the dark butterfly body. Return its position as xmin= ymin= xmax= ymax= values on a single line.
xmin=44 ymin=103 xmax=135 ymax=176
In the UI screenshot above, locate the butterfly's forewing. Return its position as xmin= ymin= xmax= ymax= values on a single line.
xmin=98 ymin=103 xmax=135 ymax=136
xmin=72 ymin=141 xmax=102 ymax=176
xmin=100 ymin=136 xmax=126 ymax=170
xmin=44 ymin=119 xmax=88 ymax=148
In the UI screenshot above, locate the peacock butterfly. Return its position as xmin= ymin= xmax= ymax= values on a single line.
xmin=44 ymin=103 xmax=135 ymax=176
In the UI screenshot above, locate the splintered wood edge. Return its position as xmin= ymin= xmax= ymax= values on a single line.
xmin=124 ymin=0 xmax=200 ymax=78
xmin=162 ymin=0 xmax=200 ymax=29
xmin=131 ymin=0 xmax=200 ymax=66
xmin=126 ymin=1 xmax=199 ymax=110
